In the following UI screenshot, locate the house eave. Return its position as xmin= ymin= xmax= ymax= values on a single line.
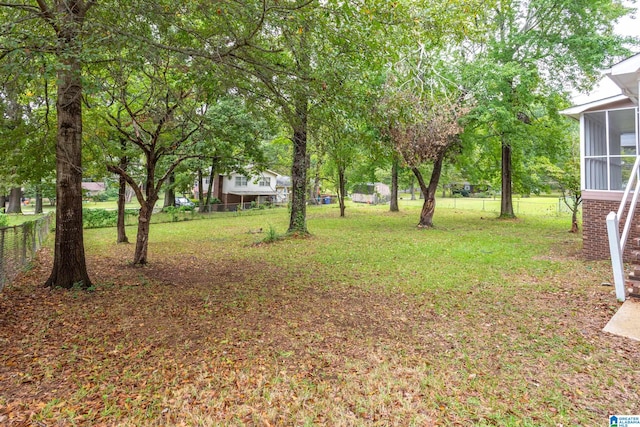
xmin=560 ymin=94 xmax=631 ymax=119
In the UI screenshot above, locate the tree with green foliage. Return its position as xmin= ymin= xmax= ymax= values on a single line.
xmin=96 ymin=55 xmax=210 ymax=265
xmin=315 ymin=111 xmax=369 ymax=217
xmin=228 ymin=0 xmax=411 ymax=233
xmin=0 ymin=0 xmax=109 ymax=288
xmin=460 ymin=0 xmax=632 ymax=218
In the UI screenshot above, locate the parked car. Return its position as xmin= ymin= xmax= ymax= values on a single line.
xmin=175 ymin=196 xmax=195 ymax=208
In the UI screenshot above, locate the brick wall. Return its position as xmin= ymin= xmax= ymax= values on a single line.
xmin=583 ymin=198 xmax=640 ymax=261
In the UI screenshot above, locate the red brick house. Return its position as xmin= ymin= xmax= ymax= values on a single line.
xmin=563 ymin=53 xmax=640 ymax=263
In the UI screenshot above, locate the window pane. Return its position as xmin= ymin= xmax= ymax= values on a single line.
xmin=610 ymin=156 xmax=636 ymax=191
xmin=585 ymin=158 xmax=608 ymax=190
xmin=584 ymin=111 xmax=607 ymax=156
xmin=608 ymin=109 xmax=637 ymax=156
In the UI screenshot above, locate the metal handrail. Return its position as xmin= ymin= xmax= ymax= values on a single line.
xmin=606 ymin=155 xmax=640 ymax=301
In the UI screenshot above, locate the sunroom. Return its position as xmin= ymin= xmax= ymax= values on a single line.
xmin=563 ymin=53 xmax=640 ymax=301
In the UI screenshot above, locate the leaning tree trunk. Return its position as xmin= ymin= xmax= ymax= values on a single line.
xmin=133 ymin=202 xmax=154 ymax=265
xmin=288 ymin=96 xmax=309 ymax=234
xmin=132 ymin=157 xmax=161 ymax=265
xmin=117 ymin=155 xmax=129 ymax=243
xmin=413 ymin=155 xmax=444 ymax=228
xmin=500 ymin=137 xmax=515 ymax=218
xmin=45 ymin=43 xmax=92 ymax=289
xmin=569 ymin=193 xmax=581 ymax=233
xmin=6 ymin=187 xmax=22 ymax=214
xmin=337 ymin=166 xmax=346 ymax=217
xmin=390 ymin=157 xmax=399 ymax=212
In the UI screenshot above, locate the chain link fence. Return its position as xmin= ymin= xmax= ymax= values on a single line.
xmin=0 ymin=213 xmax=53 ymax=291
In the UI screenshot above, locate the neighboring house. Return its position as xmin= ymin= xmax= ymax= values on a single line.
xmin=562 ymin=53 xmax=640 ymax=262
xmin=275 ymin=175 xmax=292 ymax=204
xmin=351 ymin=183 xmax=391 ymax=204
xmin=81 ymin=182 xmax=106 ymax=197
xmin=194 ymin=168 xmax=289 ymax=208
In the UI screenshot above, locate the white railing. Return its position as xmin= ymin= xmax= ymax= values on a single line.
xmin=606 ymin=156 xmax=640 ymax=301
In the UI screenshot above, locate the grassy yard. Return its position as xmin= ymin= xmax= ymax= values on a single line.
xmin=0 ymin=202 xmax=637 ymax=426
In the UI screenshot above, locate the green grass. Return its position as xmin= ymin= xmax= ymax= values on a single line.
xmin=1 ymin=201 xmax=636 ymax=426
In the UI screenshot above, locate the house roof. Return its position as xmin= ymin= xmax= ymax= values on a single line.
xmin=81 ymin=182 xmax=106 ymax=192
xmin=562 ymin=52 xmax=640 ymax=118
xmin=603 ymin=53 xmax=640 ymax=103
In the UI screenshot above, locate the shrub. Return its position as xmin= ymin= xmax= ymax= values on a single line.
xmin=83 ymin=208 xmax=138 ymax=228
xmin=83 ymin=209 xmax=116 ymax=228
xmin=163 ymin=206 xmax=180 ymax=222
xmin=91 ymin=192 xmax=109 ymax=202
xmin=0 ymin=213 xmax=8 ymax=227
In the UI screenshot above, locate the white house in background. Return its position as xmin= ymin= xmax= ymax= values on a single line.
xmin=351 ymin=182 xmax=391 ymax=204
xmin=194 ymin=168 xmax=290 ymax=208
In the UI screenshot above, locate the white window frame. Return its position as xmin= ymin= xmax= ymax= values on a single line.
xmin=258 ymin=176 xmax=271 ymax=187
xmin=582 ymin=107 xmax=638 ymax=191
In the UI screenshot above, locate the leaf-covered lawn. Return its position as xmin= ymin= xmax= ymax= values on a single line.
xmin=1 ymin=204 xmax=638 ymax=426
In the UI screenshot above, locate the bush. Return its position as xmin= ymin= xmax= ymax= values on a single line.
xmin=163 ymin=206 xmax=180 ymax=222
xmin=0 ymin=213 xmax=8 ymax=227
xmin=91 ymin=192 xmax=109 ymax=202
xmin=83 ymin=208 xmax=138 ymax=228
xmin=83 ymin=209 xmax=115 ymax=228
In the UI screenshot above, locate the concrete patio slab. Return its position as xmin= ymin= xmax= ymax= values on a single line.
xmin=603 ymin=299 xmax=640 ymax=341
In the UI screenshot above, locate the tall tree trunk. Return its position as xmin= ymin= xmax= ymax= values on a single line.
xmin=197 ymin=168 xmax=205 ymax=213
xmin=45 ymin=38 xmax=92 ymax=288
xmin=337 ymin=166 xmax=346 ymax=217
xmin=34 ymin=184 xmax=43 ymax=214
xmin=0 ymin=195 xmax=6 ymax=212
xmin=410 ymin=177 xmax=416 ymax=200
xmin=500 ymin=138 xmax=515 ymax=218
xmin=205 ymin=158 xmax=217 ymax=211
xmin=413 ymin=156 xmax=444 ymax=228
xmin=6 ymin=187 xmax=22 ymax=214
xmin=311 ymin=160 xmax=321 ymax=205
xmin=163 ymin=173 xmax=175 ymax=209
xmin=288 ymin=96 xmax=308 ymax=234
xmin=117 ymin=154 xmax=129 ymax=243
xmin=390 ymin=157 xmax=399 ymax=212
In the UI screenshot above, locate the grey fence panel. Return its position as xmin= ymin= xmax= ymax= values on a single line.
xmin=0 ymin=213 xmax=53 ymax=291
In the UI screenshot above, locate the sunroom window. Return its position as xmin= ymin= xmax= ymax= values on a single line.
xmin=584 ymin=108 xmax=638 ymax=191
